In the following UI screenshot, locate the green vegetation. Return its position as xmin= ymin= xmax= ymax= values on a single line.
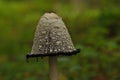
xmin=0 ymin=0 xmax=120 ymax=80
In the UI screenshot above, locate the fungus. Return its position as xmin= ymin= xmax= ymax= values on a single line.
xmin=26 ymin=12 xmax=80 ymax=80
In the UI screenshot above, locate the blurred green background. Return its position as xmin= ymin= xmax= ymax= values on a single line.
xmin=0 ymin=0 xmax=120 ymax=80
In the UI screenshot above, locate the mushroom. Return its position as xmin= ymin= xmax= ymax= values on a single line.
xmin=26 ymin=12 xmax=80 ymax=80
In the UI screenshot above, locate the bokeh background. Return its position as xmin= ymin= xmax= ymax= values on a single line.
xmin=0 ymin=0 xmax=120 ymax=80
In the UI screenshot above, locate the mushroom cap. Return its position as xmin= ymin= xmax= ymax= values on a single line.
xmin=26 ymin=13 xmax=80 ymax=59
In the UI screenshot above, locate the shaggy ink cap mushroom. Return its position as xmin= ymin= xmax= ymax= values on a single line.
xmin=26 ymin=13 xmax=80 ymax=62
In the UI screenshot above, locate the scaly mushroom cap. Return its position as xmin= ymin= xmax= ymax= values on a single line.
xmin=26 ymin=13 xmax=80 ymax=59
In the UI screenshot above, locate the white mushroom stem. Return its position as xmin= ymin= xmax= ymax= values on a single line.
xmin=49 ymin=56 xmax=58 ymax=80
xmin=43 ymin=13 xmax=59 ymax=80
xmin=44 ymin=13 xmax=59 ymax=80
